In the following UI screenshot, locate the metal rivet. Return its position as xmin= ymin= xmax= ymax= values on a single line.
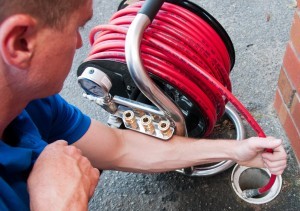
xmin=123 ymin=110 xmax=137 ymax=129
xmin=141 ymin=115 xmax=155 ymax=134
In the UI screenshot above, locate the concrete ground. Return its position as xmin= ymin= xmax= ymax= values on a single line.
xmin=60 ymin=0 xmax=300 ymax=210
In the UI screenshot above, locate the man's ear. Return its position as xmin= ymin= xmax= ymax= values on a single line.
xmin=0 ymin=14 xmax=37 ymax=70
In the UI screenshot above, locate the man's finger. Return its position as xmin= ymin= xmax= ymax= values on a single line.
xmin=262 ymin=150 xmax=287 ymax=161
xmin=53 ymin=140 xmax=68 ymax=146
xmin=65 ymin=145 xmax=83 ymax=159
xmin=263 ymin=159 xmax=287 ymax=168
xmin=89 ymin=168 xmax=100 ymax=197
xmin=266 ymin=165 xmax=286 ymax=175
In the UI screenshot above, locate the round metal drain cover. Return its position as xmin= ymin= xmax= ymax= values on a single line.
xmin=231 ymin=164 xmax=282 ymax=204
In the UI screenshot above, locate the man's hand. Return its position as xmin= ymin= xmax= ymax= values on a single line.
xmin=27 ymin=140 xmax=100 ymax=211
xmin=235 ymin=137 xmax=287 ymax=175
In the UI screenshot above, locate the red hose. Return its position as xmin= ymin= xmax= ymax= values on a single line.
xmin=85 ymin=1 xmax=275 ymax=196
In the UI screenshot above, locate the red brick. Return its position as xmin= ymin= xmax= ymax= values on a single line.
xmin=277 ymin=67 xmax=295 ymax=106
xmin=283 ymin=112 xmax=300 ymax=162
xmin=283 ymin=42 xmax=300 ymax=92
xmin=275 ymin=89 xmax=300 ymax=162
xmin=274 ymin=88 xmax=282 ymax=112
xmin=274 ymin=88 xmax=288 ymax=124
xmin=291 ymin=93 xmax=300 ymax=130
xmin=291 ymin=11 xmax=300 ymax=56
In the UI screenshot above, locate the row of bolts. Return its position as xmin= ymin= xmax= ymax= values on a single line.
xmin=123 ymin=110 xmax=172 ymax=137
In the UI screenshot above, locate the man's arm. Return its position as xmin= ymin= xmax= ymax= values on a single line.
xmin=73 ymin=119 xmax=287 ymax=175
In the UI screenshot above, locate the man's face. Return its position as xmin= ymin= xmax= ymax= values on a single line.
xmin=30 ymin=0 xmax=93 ymax=97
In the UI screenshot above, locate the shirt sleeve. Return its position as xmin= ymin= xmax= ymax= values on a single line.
xmin=25 ymin=95 xmax=91 ymax=144
xmin=49 ymin=95 xmax=91 ymax=144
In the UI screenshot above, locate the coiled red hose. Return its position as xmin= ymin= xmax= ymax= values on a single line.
xmin=85 ymin=1 xmax=275 ymax=196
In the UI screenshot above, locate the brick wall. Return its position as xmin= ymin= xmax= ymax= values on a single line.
xmin=274 ymin=2 xmax=300 ymax=164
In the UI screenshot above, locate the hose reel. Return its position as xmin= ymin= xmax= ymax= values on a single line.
xmin=77 ymin=0 xmax=281 ymax=202
xmin=77 ymin=0 xmax=238 ymax=173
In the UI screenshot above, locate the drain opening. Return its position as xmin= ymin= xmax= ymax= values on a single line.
xmin=231 ymin=165 xmax=282 ymax=204
xmin=239 ymin=168 xmax=270 ymax=198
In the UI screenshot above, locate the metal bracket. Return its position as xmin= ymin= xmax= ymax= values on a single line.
xmin=83 ymin=94 xmax=175 ymax=140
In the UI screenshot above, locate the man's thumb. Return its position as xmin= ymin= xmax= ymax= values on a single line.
xmin=254 ymin=138 xmax=282 ymax=151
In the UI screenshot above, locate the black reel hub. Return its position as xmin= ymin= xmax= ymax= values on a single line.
xmin=77 ymin=60 xmax=207 ymax=137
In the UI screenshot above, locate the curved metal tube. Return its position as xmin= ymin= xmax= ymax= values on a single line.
xmin=125 ymin=13 xmax=187 ymax=136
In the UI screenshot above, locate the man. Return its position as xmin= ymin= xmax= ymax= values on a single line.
xmin=0 ymin=0 xmax=287 ymax=210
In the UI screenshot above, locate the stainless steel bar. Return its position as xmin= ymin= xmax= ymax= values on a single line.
xmin=125 ymin=13 xmax=187 ymax=136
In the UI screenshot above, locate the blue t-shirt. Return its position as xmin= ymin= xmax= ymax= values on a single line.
xmin=0 ymin=94 xmax=91 ymax=211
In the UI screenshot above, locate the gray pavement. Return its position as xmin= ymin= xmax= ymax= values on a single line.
xmin=60 ymin=0 xmax=300 ymax=210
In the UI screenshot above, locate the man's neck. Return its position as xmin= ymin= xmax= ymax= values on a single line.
xmin=0 ymin=86 xmax=28 ymax=139
xmin=0 ymin=60 xmax=33 ymax=138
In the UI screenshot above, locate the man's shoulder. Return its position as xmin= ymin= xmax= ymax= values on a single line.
xmin=26 ymin=94 xmax=91 ymax=143
xmin=26 ymin=94 xmax=70 ymax=117
xmin=28 ymin=94 xmax=65 ymax=108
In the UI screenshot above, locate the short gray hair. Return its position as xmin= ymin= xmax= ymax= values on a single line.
xmin=0 ymin=0 xmax=87 ymax=29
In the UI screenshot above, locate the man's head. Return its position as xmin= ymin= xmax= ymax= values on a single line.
xmin=0 ymin=0 xmax=93 ymax=101
xmin=0 ymin=0 xmax=87 ymax=29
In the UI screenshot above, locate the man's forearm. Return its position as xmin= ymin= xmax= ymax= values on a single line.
xmin=112 ymin=130 xmax=238 ymax=172
xmin=74 ymin=120 xmax=238 ymax=173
